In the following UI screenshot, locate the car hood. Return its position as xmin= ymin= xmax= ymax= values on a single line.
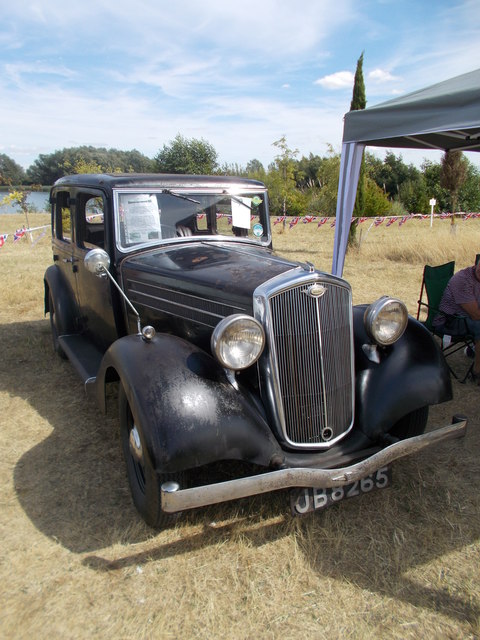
xmin=120 ymin=241 xmax=297 ymax=322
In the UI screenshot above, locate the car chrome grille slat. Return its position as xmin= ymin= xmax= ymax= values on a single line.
xmin=266 ymin=279 xmax=353 ymax=448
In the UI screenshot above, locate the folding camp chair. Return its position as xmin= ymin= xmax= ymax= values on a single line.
xmin=417 ymin=261 xmax=475 ymax=382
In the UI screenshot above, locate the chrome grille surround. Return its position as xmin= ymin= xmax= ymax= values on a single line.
xmin=254 ymin=268 xmax=355 ymax=449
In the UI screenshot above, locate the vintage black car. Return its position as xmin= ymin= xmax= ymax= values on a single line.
xmin=44 ymin=173 xmax=466 ymax=527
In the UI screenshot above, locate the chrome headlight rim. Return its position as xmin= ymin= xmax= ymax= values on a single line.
xmin=364 ymin=296 xmax=408 ymax=346
xmin=211 ymin=314 xmax=265 ymax=371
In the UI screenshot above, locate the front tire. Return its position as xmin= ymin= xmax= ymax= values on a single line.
xmin=389 ymin=406 xmax=429 ymax=439
xmin=119 ymin=384 xmax=184 ymax=528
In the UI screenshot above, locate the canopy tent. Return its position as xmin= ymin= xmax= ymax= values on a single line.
xmin=332 ymin=68 xmax=480 ymax=276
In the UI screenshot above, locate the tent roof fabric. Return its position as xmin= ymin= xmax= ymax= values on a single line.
xmin=342 ymin=68 xmax=480 ymax=152
xmin=332 ymin=68 xmax=480 ymax=276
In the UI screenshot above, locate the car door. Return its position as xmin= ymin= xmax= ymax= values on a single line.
xmin=71 ymin=188 xmax=121 ymax=351
xmin=52 ymin=188 xmax=81 ymax=324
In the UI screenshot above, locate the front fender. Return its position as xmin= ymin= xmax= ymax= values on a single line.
xmin=353 ymin=306 xmax=452 ymax=440
xmin=96 ymin=333 xmax=283 ymax=473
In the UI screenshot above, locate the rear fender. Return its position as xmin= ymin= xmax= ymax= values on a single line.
xmin=353 ymin=305 xmax=452 ymax=440
xmin=44 ymin=264 xmax=76 ymax=334
xmin=96 ymin=333 xmax=283 ymax=473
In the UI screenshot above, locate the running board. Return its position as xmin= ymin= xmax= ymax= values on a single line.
xmin=58 ymin=334 xmax=103 ymax=393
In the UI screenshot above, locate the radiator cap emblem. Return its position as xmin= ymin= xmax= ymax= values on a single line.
xmin=307 ymin=283 xmax=327 ymax=298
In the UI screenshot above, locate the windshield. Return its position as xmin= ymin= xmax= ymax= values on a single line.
xmin=114 ymin=189 xmax=271 ymax=251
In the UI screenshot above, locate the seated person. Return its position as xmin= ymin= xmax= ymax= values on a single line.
xmin=435 ymin=260 xmax=480 ymax=381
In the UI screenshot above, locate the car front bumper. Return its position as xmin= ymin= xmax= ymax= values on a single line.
xmin=160 ymin=415 xmax=467 ymax=513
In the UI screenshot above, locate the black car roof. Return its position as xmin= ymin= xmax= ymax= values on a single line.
xmin=53 ymin=173 xmax=266 ymax=191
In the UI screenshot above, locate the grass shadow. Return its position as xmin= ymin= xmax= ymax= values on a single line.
xmin=4 ymin=319 xmax=480 ymax=629
xmin=4 ymin=319 xmax=290 ymax=553
xmin=2 ymin=319 xmax=161 ymax=552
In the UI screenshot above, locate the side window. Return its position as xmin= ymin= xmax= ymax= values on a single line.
xmin=76 ymin=193 xmax=105 ymax=249
xmin=54 ymin=191 xmax=73 ymax=243
xmin=196 ymin=212 xmax=209 ymax=232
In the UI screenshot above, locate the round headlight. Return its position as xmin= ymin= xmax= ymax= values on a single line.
xmin=211 ymin=314 xmax=265 ymax=370
xmin=364 ymin=296 xmax=408 ymax=346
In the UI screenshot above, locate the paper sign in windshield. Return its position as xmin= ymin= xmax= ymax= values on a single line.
xmin=122 ymin=194 xmax=161 ymax=244
xmin=231 ymin=197 xmax=251 ymax=229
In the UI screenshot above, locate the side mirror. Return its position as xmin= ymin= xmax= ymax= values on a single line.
xmin=84 ymin=248 xmax=111 ymax=277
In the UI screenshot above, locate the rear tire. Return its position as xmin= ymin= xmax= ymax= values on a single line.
xmin=118 ymin=384 xmax=184 ymax=528
xmin=389 ymin=406 xmax=429 ymax=439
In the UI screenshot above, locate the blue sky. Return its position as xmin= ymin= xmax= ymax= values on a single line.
xmin=1 ymin=0 xmax=480 ymax=171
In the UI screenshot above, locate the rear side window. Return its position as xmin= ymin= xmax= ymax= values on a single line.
xmin=53 ymin=190 xmax=73 ymax=243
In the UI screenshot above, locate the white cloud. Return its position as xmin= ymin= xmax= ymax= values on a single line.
xmin=314 ymin=71 xmax=354 ymax=90
xmin=364 ymin=0 xmax=480 ymax=98
xmin=1 ymin=0 xmax=480 ymax=174
xmin=368 ymin=68 xmax=399 ymax=83
xmin=5 ymin=61 xmax=76 ymax=86
xmin=0 ymin=75 xmax=347 ymax=170
xmin=2 ymin=0 xmax=354 ymax=61
xmin=110 ymin=57 xmax=224 ymax=99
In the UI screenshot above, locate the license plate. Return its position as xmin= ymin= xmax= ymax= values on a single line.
xmin=290 ymin=466 xmax=391 ymax=516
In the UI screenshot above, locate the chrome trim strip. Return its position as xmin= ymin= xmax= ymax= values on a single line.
xmin=125 ymin=278 xmax=245 ymax=327
xmin=160 ymin=418 xmax=467 ymax=513
xmin=127 ymin=279 xmax=244 ymax=318
xmin=127 ymin=278 xmax=245 ymax=312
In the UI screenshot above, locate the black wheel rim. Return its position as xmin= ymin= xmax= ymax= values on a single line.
xmin=127 ymin=405 xmax=147 ymax=495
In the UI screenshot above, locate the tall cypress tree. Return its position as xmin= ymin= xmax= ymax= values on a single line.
xmin=350 ymin=52 xmax=366 ymax=112
xmin=348 ymin=52 xmax=366 ymax=246
xmin=440 ymin=150 xmax=467 ymax=233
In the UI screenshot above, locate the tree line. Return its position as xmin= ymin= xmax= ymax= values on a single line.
xmin=1 ymin=133 xmax=479 ymax=217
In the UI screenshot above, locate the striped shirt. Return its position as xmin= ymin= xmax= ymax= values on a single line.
xmin=439 ymin=266 xmax=480 ymax=317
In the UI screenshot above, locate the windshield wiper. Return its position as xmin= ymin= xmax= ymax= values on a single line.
xmin=222 ymin=191 xmax=252 ymax=210
xmin=161 ymin=189 xmax=200 ymax=204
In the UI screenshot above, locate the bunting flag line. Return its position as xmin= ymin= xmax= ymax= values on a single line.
xmin=289 ymin=217 xmax=300 ymax=229
xmin=0 ymin=224 xmax=49 ymax=247
xmin=266 ymin=211 xmax=480 ymax=231
xmin=86 ymin=213 xmax=104 ymax=223
xmin=13 ymin=227 xmax=26 ymax=242
xmin=0 ymin=214 xmax=479 ymax=248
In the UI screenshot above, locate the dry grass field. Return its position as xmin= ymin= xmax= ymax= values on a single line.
xmin=1 ymin=212 xmax=480 ymax=639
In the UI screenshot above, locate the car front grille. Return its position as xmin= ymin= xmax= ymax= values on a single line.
xmin=258 ymin=274 xmax=354 ymax=449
